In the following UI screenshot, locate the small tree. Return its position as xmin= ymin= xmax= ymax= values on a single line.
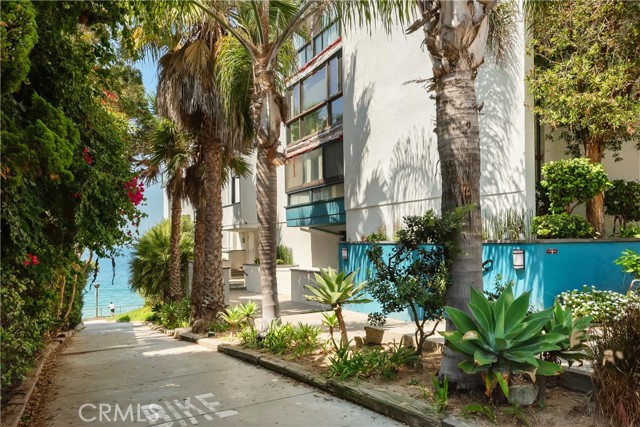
xmin=366 ymin=210 xmax=461 ymax=354
xmin=526 ymin=0 xmax=640 ymax=234
xmin=605 ymin=180 xmax=640 ymax=234
xmin=304 ymin=268 xmax=371 ymax=346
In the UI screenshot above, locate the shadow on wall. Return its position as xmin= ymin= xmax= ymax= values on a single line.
xmin=476 ymin=54 xmax=526 ymax=216
xmin=343 ymin=53 xmax=387 ymax=240
xmin=345 ymin=51 xmax=444 ymax=239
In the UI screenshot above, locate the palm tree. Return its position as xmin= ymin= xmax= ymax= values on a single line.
xmin=130 ymin=217 xmax=195 ymax=305
xmin=141 ymin=118 xmax=195 ymax=301
xmin=194 ymin=0 xmax=316 ymax=326
xmin=156 ymin=20 xmax=253 ymax=333
xmin=334 ymin=0 xmax=518 ymax=386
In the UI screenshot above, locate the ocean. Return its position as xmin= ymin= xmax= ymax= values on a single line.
xmin=82 ymin=248 xmax=144 ymax=318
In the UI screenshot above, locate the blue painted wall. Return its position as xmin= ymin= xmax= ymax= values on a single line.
xmin=338 ymin=240 xmax=640 ymax=320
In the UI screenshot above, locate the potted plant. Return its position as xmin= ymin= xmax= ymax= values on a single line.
xmin=365 ymin=312 xmax=386 ymax=345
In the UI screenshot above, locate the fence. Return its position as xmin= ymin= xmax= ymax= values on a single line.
xmin=82 ymin=304 xmax=144 ymax=319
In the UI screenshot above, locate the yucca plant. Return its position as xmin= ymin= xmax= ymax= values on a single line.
xmin=441 ymin=285 xmax=565 ymax=400
xmin=305 ymin=268 xmax=371 ymax=345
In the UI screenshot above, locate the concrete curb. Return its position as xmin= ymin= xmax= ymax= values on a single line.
xmin=1 ymin=328 xmax=79 ymax=427
xmin=217 ymin=343 xmax=440 ymax=427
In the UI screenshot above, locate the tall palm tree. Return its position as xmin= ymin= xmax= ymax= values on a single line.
xmin=338 ymin=0 xmax=517 ymax=386
xmin=141 ymin=118 xmax=195 ymax=301
xmin=155 ymin=17 xmax=252 ymax=333
xmin=194 ymin=0 xmax=315 ymax=326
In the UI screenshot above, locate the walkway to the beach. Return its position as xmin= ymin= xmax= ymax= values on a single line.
xmin=42 ymin=319 xmax=404 ymax=426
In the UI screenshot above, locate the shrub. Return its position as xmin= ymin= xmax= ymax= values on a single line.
xmin=367 ymin=210 xmax=462 ymax=354
xmin=117 ymin=315 xmax=131 ymax=323
xmin=441 ymin=285 xmax=564 ymax=399
xmin=158 ymin=302 xmax=179 ymax=329
xmin=262 ymin=322 xmax=295 ymax=355
xmin=590 ymin=308 xmax=640 ymax=426
xmin=619 ymin=224 xmax=640 ymax=238
xmin=291 ymin=323 xmax=321 ymax=358
xmin=218 ymin=306 xmax=245 ymax=335
xmin=615 ymin=250 xmax=640 ymax=280
xmin=540 ymin=158 xmax=610 ymax=214
xmin=367 ymin=312 xmax=386 ymax=328
xmin=276 ymin=245 xmax=293 ymax=265
xmin=531 ymin=213 xmax=594 ymax=238
xmin=605 ymin=179 xmax=640 ymax=232
xmin=328 ymin=341 xmax=418 ymax=381
xmin=558 ymin=285 xmax=640 ymax=324
xmin=542 ymin=301 xmax=592 ymax=367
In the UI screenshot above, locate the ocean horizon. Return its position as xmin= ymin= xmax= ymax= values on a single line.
xmin=82 ymin=247 xmax=144 ymax=318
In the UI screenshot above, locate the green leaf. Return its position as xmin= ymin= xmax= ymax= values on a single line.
xmin=445 ymin=306 xmax=477 ymax=334
xmin=536 ymin=359 xmax=563 ymax=376
xmin=495 ymin=371 xmax=510 ymax=398
xmin=474 ymin=349 xmax=498 ymax=366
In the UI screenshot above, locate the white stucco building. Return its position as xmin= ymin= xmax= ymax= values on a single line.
xmin=165 ymin=11 xmax=640 ymax=276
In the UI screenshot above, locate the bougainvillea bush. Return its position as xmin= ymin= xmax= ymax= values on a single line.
xmin=1 ymin=2 xmax=152 ymax=392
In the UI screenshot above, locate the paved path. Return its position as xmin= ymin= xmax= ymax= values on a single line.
xmin=43 ymin=321 xmax=403 ymax=427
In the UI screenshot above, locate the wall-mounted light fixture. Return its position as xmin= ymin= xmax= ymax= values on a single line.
xmin=512 ymin=249 xmax=525 ymax=270
xmin=341 ymin=247 xmax=349 ymax=261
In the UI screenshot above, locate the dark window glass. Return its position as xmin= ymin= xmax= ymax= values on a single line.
xmin=302 ymin=67 xmax=327 ymax=111
xmin=297 ymin=49 xmax=306 ymax=67
xmin=324 ymin=141 xmax=344 ymax=179
xmin=330 ymin=98 xmax=343 ymax=125
xmin=302 ymin=106 xmax=327 ymax=137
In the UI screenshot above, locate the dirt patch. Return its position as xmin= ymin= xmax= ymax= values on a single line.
xmin=18 ymin=338 xmax=72 ymax=427
xmin=266 ymin=344 xmax=603 ymax=427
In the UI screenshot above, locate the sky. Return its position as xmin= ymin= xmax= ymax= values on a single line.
xmin=134 ymin=56 xmax=163 ymax=235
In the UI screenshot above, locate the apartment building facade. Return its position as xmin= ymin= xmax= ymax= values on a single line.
xmin=202 ymin=12 xmax=639 ymax=273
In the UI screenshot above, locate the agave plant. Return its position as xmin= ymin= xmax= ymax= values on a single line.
xmin=218 ymin=306 xmax=245 ymax=335
xmin=542 ymin=300 xmax=592 ymax=366
xmin=441 ymin=286 xmax=565 ymax=399
xmin=305 ymin=268 xmax=371 ymax=345
xmin=237 ymin=301 xmax=258 ymax=331
xmin=321 ymin=311 xmax=339 ymax=346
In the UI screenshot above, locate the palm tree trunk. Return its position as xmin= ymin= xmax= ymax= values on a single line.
xmin=192 ymin=139 xmax=226 ymax=334
xmin=168 ymin=178 xmax=184 ymax=301
xmin=62 ymin=274 xmax=77 ymax=323
xmin=256 ymin=143 xmax=280 ymax=326
xmin=585 ymin=141 xmax=605 ymax=236
xmin=253 ymin=64 xmax=283 ymax=327
xmin=191 ymin=202 xmax=206 ymax=323
xmin=436 ymin=71 xmax=484 ymax=388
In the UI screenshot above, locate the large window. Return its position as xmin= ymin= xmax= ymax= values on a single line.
xmin=287 ymin=54 xmax=343 ymax=145
xmin=285 ymin=140 xmax=344 ymax=194
xmin=295 ymin=13 xmax=340 ymax=68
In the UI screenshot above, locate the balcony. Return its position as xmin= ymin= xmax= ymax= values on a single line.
xmin=285 ymin=198 xmax=345 ymax=227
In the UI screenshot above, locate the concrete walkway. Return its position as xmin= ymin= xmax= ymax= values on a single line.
xmin=43 ymin=320 xmax=403 ymax=426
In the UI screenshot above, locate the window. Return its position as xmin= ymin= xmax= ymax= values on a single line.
xmin=324 ymin=141 xmax=343 ymax=179
xmin=287 ymin=183 xmax=344 ymax=206
xmin=286 ymin=53 xmax=343 ymax=145
xmin=301 ymin=106 xmax=327 ymax=138
xmin=285 ymin=141 xmax=343 ymax=193
xmin=330 ymin=98 xmax=343 ymax=126
xmin=302 ymin=67 xmax=327 ymax=111
xmin=304 ymin=148 xmax=323 ymax=183
xmin=224 ymin=175 xmax=241 ymax=205
xmin=295 ymin=16 xmax=341 ymax=67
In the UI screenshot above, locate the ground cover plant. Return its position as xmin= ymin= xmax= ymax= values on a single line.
xmin=558 ymin=285 xmax=640 ymax=324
